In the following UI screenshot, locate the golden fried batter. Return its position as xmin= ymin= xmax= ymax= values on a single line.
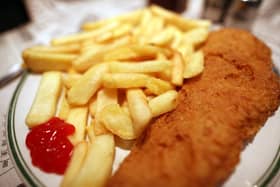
xmin=107 ymin=29 xmax=280 ymax=187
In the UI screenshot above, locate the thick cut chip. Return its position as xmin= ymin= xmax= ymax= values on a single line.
xmin=27 ymin=44 xmax=80 ymax=54
xmin=73 ymin=47 xmax=107 ymax=72
xmin=51 ymin=21 xmax=120 ymax=45
xmin=61 ymin=141 xmax=87 ymax=187
xmin=94 ymin=88 xmax=118 ymax=135
xmin=95 ymin=88 xmax=118 ymax=115
xmin=96 ymin=24 xmax=132 ymax=43
xmin=22 ymin=50 xmax=76 ymax=72
xmin=70 ymin=135 xmax=115 ymax=187
xmin=171 ymin=52 xmax=184 ymax=86
xmin=102 ymin=73 xmax=149 ymax=89
xmin=67 ymin=63 xmax=108 ymax=105
xmin=103 ymin=73 xmax=173 ymax=94
xmin=183 ymin=28 xmax=209 ymax=47
xmin=150 ymin=28 xmax=174 ymax=46
xmin=177 ymin=42 xmax=193 ymax=57
xmin=109 ymin=60 xmax=170 ymax=73
xmin=67 ymin=107 xmax=88 ymax=145
xmin=82 ymin=10 xmax=142 ymax=31
xmin=127 ymin=89 xmax=152 ymax=137
xmin=76 ymin=36 xmax=133 ymax=72
xmin=150 ymin=5 xmax=211 ymax=31
xmin=146 ymin=77 xmax=174 ymax=95
xmin=93 ymin=119 xmax=110 ymax=136
xmin=148 ymin=90 xmax=178 ymax=117
xmin=62 ymin=73 xmax=82 ymax=89
xmin=183 ymin=51 xmax=204 ymax=78
xmin=103 ymin=44 xmax=171 ymax=61
xmin=100 ymin=104 xmax=135 ymax=140
xmin=26 ymin=72 xmax=62 ymax=127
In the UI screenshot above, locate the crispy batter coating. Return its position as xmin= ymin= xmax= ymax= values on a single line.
xmin=107 ymin=29 xmax=280 ymax=187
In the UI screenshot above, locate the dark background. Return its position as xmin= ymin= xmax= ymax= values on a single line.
xmin=0 ymin=0 xmax=30 ymax=33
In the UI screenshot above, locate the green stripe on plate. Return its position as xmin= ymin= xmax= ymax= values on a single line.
xmin=7 ymin=71 xmax=45 ymax=187
xmin=255 ymin=145 xmax=280 ymax=187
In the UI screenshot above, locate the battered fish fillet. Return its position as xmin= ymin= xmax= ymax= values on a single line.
xmin=107 ymin=29 xmax=280 ymax=187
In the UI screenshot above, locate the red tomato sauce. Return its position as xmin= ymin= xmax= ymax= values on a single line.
xmin=26 ymin=117 xmax=75 ymax=174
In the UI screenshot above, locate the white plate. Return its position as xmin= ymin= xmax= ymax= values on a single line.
xmin=7 ymin=71 xmax=280 ymax=187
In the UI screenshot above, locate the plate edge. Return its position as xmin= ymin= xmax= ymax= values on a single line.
xmin=6 ymin=71 xmax=45 ymax=187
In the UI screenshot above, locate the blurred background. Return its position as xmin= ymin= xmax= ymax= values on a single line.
xmin=0 ymin=0 xmax=279 ymax=85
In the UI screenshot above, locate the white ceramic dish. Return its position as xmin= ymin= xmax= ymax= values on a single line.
xmin=7 ymin=71 xmax=280 ymax=187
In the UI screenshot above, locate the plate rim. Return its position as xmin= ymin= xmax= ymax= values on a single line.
xmin=6 ymin=71 xmax=280 ymax=187
xmin=7 ymin=71 xmax=45 ymax=187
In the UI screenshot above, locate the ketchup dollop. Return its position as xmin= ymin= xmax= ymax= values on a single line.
xmin=26 ymin=117 xmax=75 ymax=174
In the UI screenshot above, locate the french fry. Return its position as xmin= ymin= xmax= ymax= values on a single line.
xmin=156 ymin=53 xmax=172 ymax=81
xmin=103 ymin=44 xmax=172 ymax=61
xmin=177 ymin=42 xmax=193 ymax=57
xmin=26 ymin=72 xmax=62 ymax=127
xmin=93 ymin=120 xmax=109 ymax=136
xmin=22 ymin=49 xmax=76 ymax=72
xmin=52 ymin=21 xmax=120 ymax=45
xmin=135 ymin=9 xmax=153 ymax=37
xmin=67 ymin=107 xmax=88 ymax=145
xmin=99 ymin=104 xmax=136 ymax=140
xmin=169 ymin=26 xmax=183 ymax=48
xmin=82 ymin=10 xmax=142 ymax=31
xmin=150 ymin=28 xmax=174 ymax=46
xmin=67 ymin=63 xmax=108 ymax=105
xmin=150 ymin=5 xmax=211 ymax=31
xmin=80 ymin=43 xmax=102 ymax=55
xmin=27 ymin=44 xmax=80 ymax=54
xmin=77 ymin=36 xmax=133 ymax=72
xmin=109 ymin=60 xmax=170 ymax=73
xmin=103 ymin=46 xmax=141 ymax=61
xmin=95 ymin=24 xmax=132 ymax=43
xmin=102 ymin=73 xmax=149 ymax=89
xmin=62 ymin=73 xmax=82 ymax=89
xmin=142 ymin=16 xmax=164 ymax=38
xmin=70 ymin=134 xmax=115 ymax=187
xmin=58 ymin=90 xmax=71 ymax=120
xmin=183 ymin=51 xmax=204 ymax=78
xmin=81 ymin=35 xmax=132 ymax=54
xmin=146 ymin=77 xmax=174 ymax=95
xmin=104 ymin=74 xmax=173 ymax=95
xmin=148 ymin=90 xmax=178 ymax=117
xmin=183 ymin=28 xmax=209 ymax=47
xmin=73 ymin=47 xmax=107 ymax=72
xmin=94 ymin=88 xmax=118 ymax=135
xmin=127 ymin=89 xmax=152 ymax=137
xmin=120 ymin=100 xmax=130 ymax=116
xmin=96 ymin=88 xmax=118 ymax=111
xmin=60 ymin=141 xmax=87 ymax=187
xmin=171 ymin=52 xmax=184 ymax=86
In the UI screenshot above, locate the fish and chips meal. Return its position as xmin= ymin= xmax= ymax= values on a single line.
xmin=22 ymin=5 xmax=280 ymax=187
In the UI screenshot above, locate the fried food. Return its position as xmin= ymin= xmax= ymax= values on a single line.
xmin=106 ymin=29 xmax=280 ymax=187
xmin=26 ymin=72 xmax=62 ymax=127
